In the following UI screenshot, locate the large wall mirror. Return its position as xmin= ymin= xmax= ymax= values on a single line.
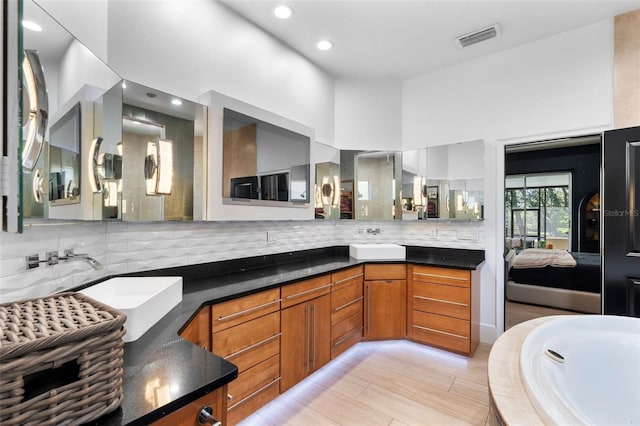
xmin=20 ymin=0 xmax=206 ymax=224
xmin=401 ymin=141 xmax=485 ymax=221
xmin=314 ymin=141 xmax=484 ymax=221
xmin=21 ymin=0 xmax=121 ymax=222
xmin=221 ymin=108 xmax=310 ymax=207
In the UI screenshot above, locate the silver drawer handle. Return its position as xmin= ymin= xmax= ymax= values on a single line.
xmin=216 ymin=299 xmax=280 ymax=322
xmin=413 ymin=272 xmax=468 ymax=282
xmin=223 ymin=333 xmax=281 ymax=360
xmin=334 ymin=273 xmax=364 ymax=285
xmin=413 ymin=295 xmax=468 ymax=307
xmin=412 ymin=324 xmax=467 ymax=340
xmin=333 ymin=326 xmax=363 ymax=346
xmin=228 ymin=377 xmax=281 ymax=410
xmin=197 ymin=405 xmax=221 ymax=426
xmin=333 ymin=296 xmax=364 ymax=312
xmin=284 ymin=283 xmax=332 ymax=300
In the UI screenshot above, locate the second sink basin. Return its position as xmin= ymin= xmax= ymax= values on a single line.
xmin=349 ymin=243 xmax=406 ymax=260
xmin=80 ymin=276 xmax=183 ymax=342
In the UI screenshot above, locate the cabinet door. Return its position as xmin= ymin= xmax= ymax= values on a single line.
xmin=180 ymin=306 xmax=211 ymax=351
xmin=310 ymin=294 xmax=331 ymax=373
xmin=280 ymin=295 xmax=330 ymax=392
xmin=365 ymin=280 xmax=407 ymax=340
xmin=151 ymin=385 xmax=227 ymax=426
xmin=281 ymin=301 xmax=309 ymax=392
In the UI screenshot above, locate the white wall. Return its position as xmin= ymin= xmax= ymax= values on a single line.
xmin=402 ymin=19 xmax=615 ymax=341
xmin=335 ymin=79 xmax=403 ymax=150
xmin=403 ymin=20 xmax=614 ymax=148
xmin=105 ymin=0 xmax=335 ymax=147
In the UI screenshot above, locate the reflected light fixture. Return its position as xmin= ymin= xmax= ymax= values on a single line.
xmin=413 ymin=176 xmax=426 ymax=206
xmin=316 ymin=40 xmax=334 ymax=51
xmin=171 ymin=98 xmax=182 ymax=106
xmin=22 ymin=49 xmax=48 ymax=171
xmin=273 ymin=5 xmax=293 ymax=19
xmin=22 ymin=20 xmax=42 ymax=32
xmin=32 ymin=168 xmax=44 ymax=203
xmin=104 ymin=181 xmax=118 ymax=207
xmin=332 ymin=175 xmax=340 ymax=207
xmin=88 ymin=137 xmax=104 ymax=193
xmin=145 ymin=139 xmax=173 ymax=195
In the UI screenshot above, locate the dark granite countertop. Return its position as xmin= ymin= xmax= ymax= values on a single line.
xmin=84 ymin=245 xmax=483 ymax=425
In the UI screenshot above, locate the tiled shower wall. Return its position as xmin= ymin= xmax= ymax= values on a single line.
xmin=0 ymin=220 xmax=485 ymax=303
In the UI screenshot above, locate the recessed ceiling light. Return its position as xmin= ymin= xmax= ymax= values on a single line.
xmin=273 ymin=5 xmax=294 ymax=19
xmin=316 ymin=40 xmax=334 ymax=51
xmin=22 ymin=20 xmax=42 ymax=32
xmin=171 ymin=99 xmax=182 ymax=106
xmin=121 ymin=81 xmax=127 ymax=89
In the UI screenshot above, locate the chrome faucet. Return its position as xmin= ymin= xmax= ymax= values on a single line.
xmin=367 ymin=228 xmax=382 ymax=234
xmin=56 ymin=249 xmax=103 ymax=270
xmin=25 ymin=249 xmax=103 ymax=270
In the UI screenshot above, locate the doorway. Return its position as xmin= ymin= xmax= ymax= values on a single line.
xmin=503 ymin=134 xmax=602 ymax=329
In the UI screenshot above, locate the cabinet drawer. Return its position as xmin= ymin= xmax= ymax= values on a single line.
xmin=332 ymin=265 xmax=363 ymax=288
xmin=213 ymin=311 xmax=280 ymax=360
xmin=228 ymin=354 xmax=279 ymax=411
xmin=331 ymin=325 xmax=362 ymax=359
xmin=412 ymin=265 xmax=470 ymax=287
xmin=411 ymin=311 xmax=470 ymax=354
xmin=331 ymin=278 xmax=363 ymax=311
xmin=281 ymin=275 xmax=332 ymax=309
xmin=413 ymin=282 xmax=470 ymax=320
xmin=331 ymin=296 xmax=363 ymax=326
xmin=331 ymin=308 xmax=362 ymax=342
xmin=364 ymin=264 xmax=406 ymax=280
xmin=225 ymin=333 xmax=280 ymax=374
xmin=212 ymin=288 xmax=281 ymax=332
xmin=227 ymin=377 xmax=280 ymax=426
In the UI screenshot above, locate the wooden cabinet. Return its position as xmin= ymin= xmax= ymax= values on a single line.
xmin=363 ymin=264 xmax=407 ymax=340
xmin=211 ymin=288 xmax=281 ymax=425
xmin=408 ymin=264 xmax=480 ymax=356
xmin=180 ymin=306 xmax=211 ymax=351
xmin=330 ymin=266 xmax=364 ymax=359
xmin=151 ymin=385 xmax=227 ymax=426
xmin=281 ymin=275 xmax=332 ymax=393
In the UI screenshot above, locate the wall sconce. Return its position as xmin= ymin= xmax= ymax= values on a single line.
xmin=145 ymin=139 xmax=173 ymax=195
xmin=89 ymin=137 xmax=123 ymax=206
xmin=319 ymin=175 xmax=340 ymax=207
xmin=88 ymin=137 xmax=103 ymax=193
xmin=22 ymin=49 xmax=48 ymax=171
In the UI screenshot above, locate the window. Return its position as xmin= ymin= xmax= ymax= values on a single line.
xmin=505 ymin=172 xmax=571 ymax=247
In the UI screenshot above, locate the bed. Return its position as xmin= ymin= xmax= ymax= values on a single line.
xmin=506 ymin=248 xmax=601 ymax=313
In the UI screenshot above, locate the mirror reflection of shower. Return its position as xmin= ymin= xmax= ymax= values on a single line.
xmin=122 ymin=117 xmax=167 ymax=221
xmin=355 ymin=151 xmax=399 ymax=220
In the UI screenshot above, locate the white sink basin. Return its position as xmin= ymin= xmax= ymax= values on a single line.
xmin=81 ymin=276 xmax=183 ymax=342
xmin=349 ymin=244 xmax=406 ymax=260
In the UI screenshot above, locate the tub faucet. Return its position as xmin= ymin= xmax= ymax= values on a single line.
xmin=57 ymin=249 xmax=104 ymax=270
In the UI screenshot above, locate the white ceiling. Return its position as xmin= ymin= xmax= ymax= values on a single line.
xmin=220 ymin=0 xmax=640 ymax=80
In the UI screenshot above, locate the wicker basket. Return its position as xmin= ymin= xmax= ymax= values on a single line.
xmin=0 ymin=292 xmax=126 ymax=426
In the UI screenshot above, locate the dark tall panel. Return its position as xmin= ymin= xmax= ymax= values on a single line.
xmin=603 ymin=126 xmax=640 ymax=317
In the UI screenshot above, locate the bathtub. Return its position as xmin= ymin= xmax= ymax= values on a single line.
xmin=520 ymin=315 xmax=640 ymax=425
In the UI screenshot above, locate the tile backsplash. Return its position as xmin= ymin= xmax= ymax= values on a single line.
xmin=0 ymin=220 xmax=484 ymax=303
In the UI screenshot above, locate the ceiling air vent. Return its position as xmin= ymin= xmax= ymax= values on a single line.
xmin=455 ymin=24 xmax=501 ymax=48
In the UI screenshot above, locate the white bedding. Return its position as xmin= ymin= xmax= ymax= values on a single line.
xmin=511 ymin=248 xmax=577 ymax=269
